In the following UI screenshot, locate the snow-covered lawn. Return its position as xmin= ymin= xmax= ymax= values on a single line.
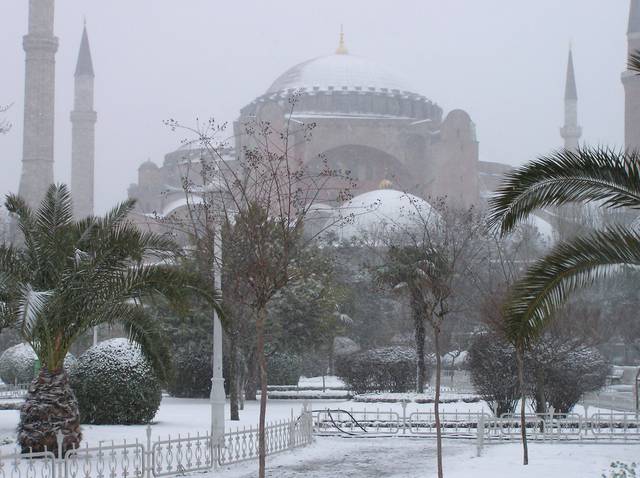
xmin=212 ymin=437 xmax=636 ymax=478
xmin=0 ymin=393 xmax=633 ymax=477
xmin=0 ymin=394 xmax=615 ymax=450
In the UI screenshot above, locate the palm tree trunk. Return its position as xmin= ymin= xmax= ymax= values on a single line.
xmin=434 ymin=329 xmax=443 ymax=478
xmin=257 ymin=306 xmax=268 ymax=478
xmin=516 ymin=346 xmax=529 ymax=465
xmin=18 ymin=368 xmax=82 ymax=455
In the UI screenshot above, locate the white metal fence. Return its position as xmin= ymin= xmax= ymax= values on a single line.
xmin=313 ymin=407 xmax=640 ymax=443
xmin=0 ymin=383 xmax=28 ymax=400
xmin=0 ymin=409 xmax=313 ymax=478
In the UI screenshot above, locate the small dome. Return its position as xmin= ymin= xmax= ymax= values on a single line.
xmin=267 ymin=54 xmax=416 ymax=95
xmin=139 ymin=160 xmax=158 ymax=171
xmin=333 ymin=189 xmax=437 ymax=240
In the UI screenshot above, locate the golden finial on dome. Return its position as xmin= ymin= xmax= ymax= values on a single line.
xmin=378 ymin=179 xmax=393 ymax=189
xmin=336 ymin=24 xmax=348 ymax=55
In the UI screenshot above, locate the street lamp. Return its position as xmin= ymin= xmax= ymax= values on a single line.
xmin=211 ymin=228 xmax=225 ymax=447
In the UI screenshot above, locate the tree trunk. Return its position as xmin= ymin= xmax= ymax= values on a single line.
xmin=18 ymin=368 xmax=82 ymax=455
xmin=416 ymin=316 xmax=427 ymax=393
xmin=244 ymin=351 xmax=258 ymax=401
xmin=434 ymin=329 xmax=443 ymax=478
xmin=516 ymin=346 xmax=529 ymax=465
xmin=534 ymin=369 xmax=546 ymax=415
xmin=257 ymin=306 xmax=268 ymax=478
xmin=229 ymin=337 xmax=240 ymax=421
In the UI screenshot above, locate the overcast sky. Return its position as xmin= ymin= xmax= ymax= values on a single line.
xmin=0 ymin=1 xmax=628 ymax=213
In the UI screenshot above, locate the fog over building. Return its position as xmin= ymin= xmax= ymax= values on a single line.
xmin=12 ymin=1 xmax=640 ymax=231
xmin=129 ymin=33 xmax=481 ymax=217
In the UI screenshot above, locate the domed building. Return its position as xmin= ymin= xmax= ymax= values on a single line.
xmin=128 ymin=34 xmax=481 ymax=216
xmin=233 ymin=34 xmax=479 ymax=208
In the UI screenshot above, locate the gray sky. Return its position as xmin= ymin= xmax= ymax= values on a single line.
xmin=0 ymin=1 xmax=627 ymax=213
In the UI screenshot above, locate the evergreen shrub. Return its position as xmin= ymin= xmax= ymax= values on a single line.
xmin=167 ymin=345 xmax=212 ymax=398
xmin=0 ymin=343 xmax=76 ymax=384
xmin=336 ymin=346 xmax=420 ymax=393
xmin=267 ymin=352 xmax=303 ymax=386
xmin=70 ymin=338 xmax=161 ymax=424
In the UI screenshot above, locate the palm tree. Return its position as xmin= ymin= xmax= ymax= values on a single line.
xmin=487 ymin=51 xmax=640 ymax=465
xmin=376 ymin=245 xmax=431 ymax=393
xmin=488 ymin=148 xmax=640 ymax=465
xmin=488 ymin=148 xmax=640 ymax=345
xmin=0 ymin=184 xmax=216 ymax=454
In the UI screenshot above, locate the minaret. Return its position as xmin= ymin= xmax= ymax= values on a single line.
xmin=623 ymin=0 xmax=640 ymax=151
xmin=560 ymin=47 xmax=582 ymax=151
xmin=70 ymin=24 xmax=97 ymax=218
xmin=18 ymin=0 xmax=58 ymax=208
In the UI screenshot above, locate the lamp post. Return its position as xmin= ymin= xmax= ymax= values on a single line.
xmin=211 ymin=228 xmax=225 ymax=446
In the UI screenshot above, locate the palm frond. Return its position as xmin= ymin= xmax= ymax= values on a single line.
xmin=504 ymin=226 xmax=640 ymax=347
xmin=488 ymin=148 xmax=640 ymax=235
xmin=16 ymin=284 xmax=51 ymax=341
xmin=118 ymin=304 xmax=172 ymax=383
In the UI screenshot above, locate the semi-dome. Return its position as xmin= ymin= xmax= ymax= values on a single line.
xmin=267 ymin=53 xmax=416 ymax=96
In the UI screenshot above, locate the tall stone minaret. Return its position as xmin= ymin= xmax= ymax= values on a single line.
xmin=18 ymin=0 xmax=58 ymax=208
xmin=70 ymin=24 xmax=97 ymax=218
xmin=623 ymin=0 xmax=640 ymax=151
xmin=560 ymin=47 xmax=582 ymax=151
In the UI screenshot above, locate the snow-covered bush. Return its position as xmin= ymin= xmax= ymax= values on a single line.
xmin=267 ymin=352 xmax=303 ymax=386
xmin=70 ymin=338 xmax=161 ymax=424
xmin=0 ymin=343 xmax=76 ymax=384
xmin=603 ymin=462 xmax=637 ymax=478
xmin=533 ymin=344 xmax=608 ymax=414
xmin=335 ymin=346 xmax=420 ymax=393
xmin=467 ymin=333 xmax=520 ymax=417
xmin=168 ymin=346 xmax=212 ymax=398
xmin=0 ymin=344 xmax=37 ymax=384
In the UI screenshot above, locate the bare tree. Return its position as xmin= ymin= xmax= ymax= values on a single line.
xmin=166 ymin=96 xmax=352 ymax=478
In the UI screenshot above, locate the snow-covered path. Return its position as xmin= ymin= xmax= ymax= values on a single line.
xmin=215 ymin=437 xmax=468 ymax=478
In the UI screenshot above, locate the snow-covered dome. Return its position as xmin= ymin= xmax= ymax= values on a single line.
xmin=333 ymin=189 xmax=438 ymax=240
xmin=267 ymin=53 xmax=416 ymax=96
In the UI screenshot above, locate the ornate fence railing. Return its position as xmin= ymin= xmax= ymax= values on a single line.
xmin=218 ymin=410 xmax=313 ymax=465
xmin=0 ymin=383 xmax=28 ymax=400
xmin=313 ymin=407 xmax=640 ymax=443
xmin=0 ymin=408 xmax=313 ymax=478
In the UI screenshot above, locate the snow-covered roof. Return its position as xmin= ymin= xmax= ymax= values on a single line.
xmin=267 ymin=54 xmax=417 ymax=96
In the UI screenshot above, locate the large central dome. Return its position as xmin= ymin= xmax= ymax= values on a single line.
xmin=267 ymin=53 xmax=416 ymax=95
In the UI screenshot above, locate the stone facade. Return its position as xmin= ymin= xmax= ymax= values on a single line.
xmin=18 ymin=0 xmax=58 ymax=209
xmin=625 ymin=0 xmax=640 ymax=151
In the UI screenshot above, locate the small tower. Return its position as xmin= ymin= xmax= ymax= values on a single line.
xmin=623 ymin=0 xmax=640 ymax=151
xmin=18 ymin=0 xmax=58 ymax=208
xmin=560 ymin=47 xmax=582 ymax=151
xmin=70 ymin=23 xmax=97 ymax=218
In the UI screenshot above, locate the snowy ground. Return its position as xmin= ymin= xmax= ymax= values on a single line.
xmin=0 ymin=393 xmax=616 ymax=451
xmin=212 ymin=437 xmax=636 ymax=478
xmin=0 ymin=392 xmax=634 ymax=477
